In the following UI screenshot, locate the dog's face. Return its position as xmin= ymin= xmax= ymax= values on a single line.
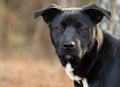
xmin=34 ymin=4 xmax=111 ymax=68
xmin=48 ymin=10 xmax=96 ymax=67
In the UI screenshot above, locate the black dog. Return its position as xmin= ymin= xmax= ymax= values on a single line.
xmin=34 ymin=4 xmax=120 ymax=87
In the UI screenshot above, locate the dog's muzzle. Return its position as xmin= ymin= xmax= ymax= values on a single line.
xmin=62 ymin=41 xmax=78 ymax=60
xmin=63 ymin=41 xmax=76 ymax=51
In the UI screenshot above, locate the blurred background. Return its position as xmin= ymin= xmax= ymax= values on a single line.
xmin=0 ymin=0 xmax=120 ymax=87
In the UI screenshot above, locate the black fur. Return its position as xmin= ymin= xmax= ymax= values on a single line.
xmin=34 ymin=4 xmax=120 ymax=87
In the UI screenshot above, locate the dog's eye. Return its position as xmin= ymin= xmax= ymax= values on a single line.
xmin=80 ymin=27 xmax=87 ymax=32
xmin=55 ymin=26 xmax=63 ymax=31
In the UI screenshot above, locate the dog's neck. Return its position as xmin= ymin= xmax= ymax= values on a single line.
xmin=86 ymin=27 xmax=115 ymax=84
xmin=84 ymin=26 xmax=104 ymax=78
xmin=86 ymin=25 xmax=103 ymax=55
xmin=72 ymin=26 xmax=104 ymax=84
xmin=95 ymin=25 xmax=104 ymax=52
xmin=76 ymin=26 xmax=104 ymax=76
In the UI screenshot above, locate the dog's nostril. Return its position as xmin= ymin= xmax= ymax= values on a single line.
xmin=63 ymin=41 xmax=76 ymax=50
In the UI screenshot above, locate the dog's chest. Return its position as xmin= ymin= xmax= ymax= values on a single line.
xmin=65 ymin=63 xmax=81 ymax=81
xmin=64 ymin=63 xmax=89 ymax=87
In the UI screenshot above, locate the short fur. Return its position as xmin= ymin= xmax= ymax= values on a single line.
xmin=34 ymin=4 xmax=120 ymax=87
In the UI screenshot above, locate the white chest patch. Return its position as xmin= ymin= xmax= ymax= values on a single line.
xmin=64 ymin=63 xmax=82 ymax=81
xmin=64 ymin=62 xmax=89 ymax=87
xmin=82 ymin=78 xmax=89 ymax=87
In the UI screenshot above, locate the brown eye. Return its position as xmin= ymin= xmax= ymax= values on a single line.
xmin=55 ymin=26 xmax=63 ymax=31
xmin=81 ymin=27 xmax=87 ymax=31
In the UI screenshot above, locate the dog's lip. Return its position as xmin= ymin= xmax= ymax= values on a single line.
xmin=63 ymin=54 xmax=80 ymax=60
xmin=59 ymin=54 xmax=81 ymax=68
xmin=63 ymin=55 xmax=81 ymax=67
xmin=64 ymin=55 xmax=73 ymax=59
xmin=58 ymin=53 xmax=81 ymax=60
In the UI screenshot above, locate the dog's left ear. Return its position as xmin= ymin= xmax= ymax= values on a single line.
xmin=83 ymin=4 xmax=112 ymax=24
xmin=34 ymin=4 xmax=62 ymax=23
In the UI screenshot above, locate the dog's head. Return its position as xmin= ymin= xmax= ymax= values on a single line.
xmin=34 ymin=4 xmax=111 ymax=67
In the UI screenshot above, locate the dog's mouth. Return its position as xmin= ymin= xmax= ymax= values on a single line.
xmin=59 ymin=54 xmax=81 ymax=67
xmin=64 ymin=55 xmax=74 ymax=59
xmin=63 ymin=54 xmax=80 ymax=60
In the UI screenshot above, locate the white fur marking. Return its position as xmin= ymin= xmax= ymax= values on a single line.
xmin=64 ymin=63 xmax=89 ymax=87
xmin=82 ymin=78 xmax=89 ymax=87
xmin=65 ymin=63 xmax=82 ymax=82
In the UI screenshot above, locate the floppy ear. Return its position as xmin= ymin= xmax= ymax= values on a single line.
xmin=34 ymin=4 xmax=62 ymax=23
xmin=83 ymin=4 xmax=112 ymax=24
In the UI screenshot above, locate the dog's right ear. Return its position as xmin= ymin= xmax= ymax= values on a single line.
xmin=34 ymin=4 xmax=62 ymax=23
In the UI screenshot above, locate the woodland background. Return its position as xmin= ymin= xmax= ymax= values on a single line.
xmin=0 ymin=0 xmax=120 ymax=87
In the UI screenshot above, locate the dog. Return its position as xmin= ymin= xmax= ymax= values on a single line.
xmin=34 ymin=4 xmax=120 ymax=87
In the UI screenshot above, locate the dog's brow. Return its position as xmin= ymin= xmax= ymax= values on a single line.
xmin=61 ymin=13 xmax=80 ymax=25
xmin=61 ymin=20 xmax=67 ymax=27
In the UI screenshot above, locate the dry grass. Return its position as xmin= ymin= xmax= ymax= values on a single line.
xmin=0 ymin=58 xmax=73 ymax=87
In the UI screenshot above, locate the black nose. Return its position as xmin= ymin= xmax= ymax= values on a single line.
xmin=63 ymin=41 xmax=76 ymax=50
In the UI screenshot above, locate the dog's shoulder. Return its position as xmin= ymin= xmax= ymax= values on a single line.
xmin=101 ymin=30 xmax=120 ymax=60
xmin=103 ymin=31 xmax=120 ymax=48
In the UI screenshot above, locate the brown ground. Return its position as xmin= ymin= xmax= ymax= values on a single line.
xmin=0 ymin=58 xmax=73 ymax=87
